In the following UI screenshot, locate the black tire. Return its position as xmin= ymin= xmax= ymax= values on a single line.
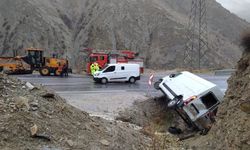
xmin=154 ymin=81 xmax=161 ymax=90
xmin=0 ymin=66 xmax=3 ymax=72
xmin=129 ymin=77 xmax=136 ymax=83
xmin=55 ymin=69 xmax=61 ymax=76
xmin=39 ymin=67 xmax=50 ymax=76
xmin=26 ymin=70 xmax=33 ymax=74
xmin=101 ymin=78 xmax=108 ymax=84
xmin=168 ymin=127 xmax=182 ymax=135
xmin=68 ymin=68 xmax=73 ymax=73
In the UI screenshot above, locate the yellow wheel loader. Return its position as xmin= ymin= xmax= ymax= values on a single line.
xmin=0 ymin=48 xmax=70 ymax=76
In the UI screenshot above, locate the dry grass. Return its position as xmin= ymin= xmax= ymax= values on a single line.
xmin=142 ymin=124 xmax=181 ymax=150
xmin=140 ymin=113 xmax=183 ymax=149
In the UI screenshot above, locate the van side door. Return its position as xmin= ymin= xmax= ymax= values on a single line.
xmin=118 ymin=65 xmax=128 ymax=81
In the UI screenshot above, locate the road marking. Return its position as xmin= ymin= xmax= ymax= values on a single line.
xmin=42 ymin=83 xmax=88 ymax=86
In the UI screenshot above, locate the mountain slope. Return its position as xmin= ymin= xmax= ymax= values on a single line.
xmin=0 ymin=0 xmax=248 ymax=69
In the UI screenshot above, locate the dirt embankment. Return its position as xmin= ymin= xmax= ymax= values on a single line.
xmin=117 ymin=32 xmax=250 ymax=149
xmin=116 ymin=96 xmax=186 ymax=149
xmin=203 ymin=34 xmax=250 ymax=149
xmin=184 ymin=33 xmax=250 ymax=149
xmin=0 ymin=73 xmax=152 ymax=150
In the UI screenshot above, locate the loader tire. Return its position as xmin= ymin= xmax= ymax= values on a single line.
xmin=55 ymin=69 xmax=61 ymax=76
xmin=40 ymin=67 xmax=50 ymax=76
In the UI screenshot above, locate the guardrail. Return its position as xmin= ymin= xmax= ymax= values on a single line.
xmin=214 ymin=69 xmax=235 ymax=76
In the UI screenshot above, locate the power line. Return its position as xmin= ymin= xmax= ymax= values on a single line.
xmin=184 ymin=0 xmax=209 ymax=69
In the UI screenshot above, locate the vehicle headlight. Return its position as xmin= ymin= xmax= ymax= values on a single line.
xmin=95 ymin=73 xmax=100 ymax=76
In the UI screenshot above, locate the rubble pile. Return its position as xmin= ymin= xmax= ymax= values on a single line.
xmin=0 ymin=73 xmax=151 ymax=149
xmin=117 ymin=97 xmax=174 ymax=131
xmin=116 ymin=97 xmax=184 ymax=149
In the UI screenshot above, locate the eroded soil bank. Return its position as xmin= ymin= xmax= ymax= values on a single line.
xmin=117 ymin=51 xmax=250 ymax=149
xmin=0 ymin=74 xmax=152 ymax=150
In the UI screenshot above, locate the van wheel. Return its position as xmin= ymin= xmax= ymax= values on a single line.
xmin=129 ymin=77 xmax=136 ymax=83
xmin=154 ymin=81 xmax=161 ymax=90
xmin=101 ymin=78 xmax=108 ymax=84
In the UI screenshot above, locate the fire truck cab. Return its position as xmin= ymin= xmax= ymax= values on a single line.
xmin=86 ymin=53 xmax=108 ymax=74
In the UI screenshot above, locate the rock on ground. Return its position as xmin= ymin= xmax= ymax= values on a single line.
xmin=0 ymin=73 xmax=152 ymax=149
xmin=116 ymin=96 xmax=185 ymax=149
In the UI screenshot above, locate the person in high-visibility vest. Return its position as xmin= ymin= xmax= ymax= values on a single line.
xmin=94 ymin=62 xmax=100 ymax=74
xmin=90 ymin=63 xmax=95 ymax=75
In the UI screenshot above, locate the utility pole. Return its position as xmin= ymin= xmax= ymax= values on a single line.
xmin=184 ymin=0 xmax=209 ymax=69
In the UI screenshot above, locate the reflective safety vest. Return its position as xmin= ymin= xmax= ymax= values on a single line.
xmin=90 ymin=64 xmax=95 ymax=75
xmin=94 ymin=63 xmax=99 ymax=72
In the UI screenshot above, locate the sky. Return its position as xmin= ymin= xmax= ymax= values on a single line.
xmin=216 ymin=0 xmax=250 ymax=22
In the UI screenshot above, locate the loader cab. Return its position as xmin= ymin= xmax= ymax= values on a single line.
xmin=25 ymin=48 xmax=44 ymax=70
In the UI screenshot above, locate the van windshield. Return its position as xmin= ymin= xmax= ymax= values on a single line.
xmin=100 ymin=64 xmax=109 ymax=71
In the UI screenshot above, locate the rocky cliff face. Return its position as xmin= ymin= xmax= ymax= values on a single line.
xmin=0 ymin=0 xmax=249 ymax=69
xmin=185 ymin=32 xmax=250 ymax=150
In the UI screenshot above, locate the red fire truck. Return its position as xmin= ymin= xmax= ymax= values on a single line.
xmin=85 ymin=49 xmax=144 ymax=74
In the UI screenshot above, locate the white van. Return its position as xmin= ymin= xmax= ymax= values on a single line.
xmin=93 ymin=64 xmax=140 ymax=84
xmin=154 ymin=71 xmax=224 ymax=133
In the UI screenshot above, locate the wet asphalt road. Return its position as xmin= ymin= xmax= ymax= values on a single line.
xmin=15 ymin=73 xmax=230 ymax=94
xmin=13 ymin=72 xmax=230 ymax=118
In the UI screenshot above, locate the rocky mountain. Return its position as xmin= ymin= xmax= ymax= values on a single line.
xmin=0 ymin=0 xmax=249 ymax=69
